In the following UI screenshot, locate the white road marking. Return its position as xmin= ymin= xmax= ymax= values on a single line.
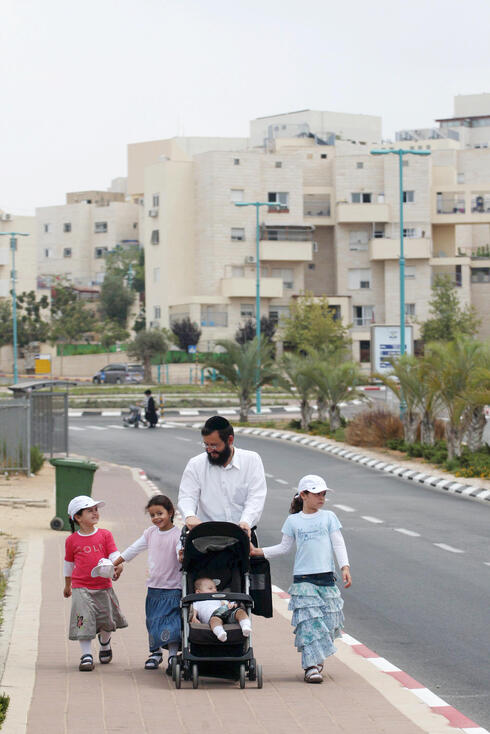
xmin=275 ymin=478 xmax=288 ymax=485
xmin=68 ymin=426 xmax=84 ymax=431
xmin=433 ymin=543 xmax=464 ymax=554
xmin=87 ymin=425 xmax=107 ymax=431
xmin=333 ymin=504 xmax=356 ymax=513
xmin=484 ymin=562 xmax=490 ymax=567
xmin=368 ymin=657 xmax=401 ymax=673
xmin=265 ymin=473 xmax=274 ymax=478
xmin=362 ymin=515 xmax=384 ymax=524
xmin=108 ymin=425 xmax=125 ymax=429
xmin=174 ymin=436 xmax=192 ymax=442
xmin=394 ymin=528 xmax=420 ymax=537
xmin=102 ymin=411 xmax=121 ymax=416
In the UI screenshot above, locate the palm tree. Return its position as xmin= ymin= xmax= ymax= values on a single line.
xmin=424 ymin=337 xmax=490 ymax=460
xmin=204 ymin=338 xmax=281 ymax=422
xmin=373 ymin=354 xmax=424 ymax=443
xmin=304 ymin=350 xmax=367 ymax=431
xmin=281 ymin=353 xmax=316 ymax=430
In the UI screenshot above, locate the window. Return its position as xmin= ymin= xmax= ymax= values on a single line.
xmin=43 ymin=223 xmax=51 ymax=233
xmin=356 ymin=162 xmax=364 ymax=169
xmin=63 ymin=248 xmax=72 ymax=258
xmin=201 ymin=305 xmax=228 ymax=327
xmin=405 ymin=266 xmax=416 ymax=279
xmin=133 ymin=222 xmax=138 ymax=229
xmin=240 ymin=303 xmax=255 ymax=318
xmin=348 ymin=268 xmax=371 ymax=289
xmin=403 ymin=190 xmax=415 ymax=203
xmin=231 ymin=227 xmax=245 ymax=241
xmin=349 ymin=231 xmax=369 ymax=251
xmin=321 ymin=154 xmax=327 ymax=159
xmin=351 ymin=192 xmax=372 ymax=203
xmin=308 ymin=263 xmax=316 ymax=270
xmin=373 ymin=224 xmax=385 ymax=238
xmin=471 ymin=267 xmax=490 ymax=283
xmin=44 ymin=247 xmax=53 ymax=258
xmin=312 ymin=241 xmax=319 ymax=253
xmin=230 ymin=189 xmax=244 ymax=203
xmin=272 ymin=267 xmax=294 ymax=288
xmin=353 ymin=305 xmax=374 ymax=326
xmin=151 ymin=229 xmax=160 ymax=245
xmin=269 ymin=305 xmax=289 ymax=324
xmin=153 ymin=267 xmax=160 ymax=283
xmin=95 ymin=247 xmax=108 ymax=258
xmin=405 ymin=303 xmax=416 ymax=317
xmin=402 ymin=160 xmax=409 ymax=168
xmin=231 ymin=266 xmax=244 ymax=277
xmin=152 ymin=194 xmax=159 ymax=207
xmin=94 ymin=221 xmax=108 ymax=233
xmin=63 ymin=223 xmax=71 ymax=233
xmin=153 ymin=305 xmax=161 ymax=320
xmin=275 ymin=161 xmax=282 ymax=168
xmin=359 ymin=340 xmax=371 ymax=363
xmin=403 ymin=228 xmax=417 ymax=238
xmin=268 ymin=192 xmax=289 ymax=211
xmin=455 ymin=264 xmax=462 ymax=287
xmin=233 ymin=158 xmax=240 ymax=166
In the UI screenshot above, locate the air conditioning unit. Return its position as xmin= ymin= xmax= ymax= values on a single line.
xmin=244 ymin=255 xmax=256 ymax=264
xmin=148 ymin=208 xmax=159 ymax=217
xmin=1 ymin=213 xmax=12 ymax=221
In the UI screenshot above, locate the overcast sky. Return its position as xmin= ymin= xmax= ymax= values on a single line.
xmin=2 ymin=0 xmax=490 ymax=214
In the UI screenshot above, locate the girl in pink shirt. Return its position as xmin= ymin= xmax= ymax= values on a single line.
xmin=114 ymin=495 xmax=182 ymax=673
xmin=64 ymin=496 xmax=127 ymax=672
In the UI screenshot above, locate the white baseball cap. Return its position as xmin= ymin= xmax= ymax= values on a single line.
xmin=90 ymin=558 xmax=115 ymax=579
xmin=68 ymin=495 xmax=105 ymax=519
xmin=297 ymin=474 xmax=332 ymax=495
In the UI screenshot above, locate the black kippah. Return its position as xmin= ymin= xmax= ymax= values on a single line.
xmin=203 ymin=415 xmax=231 ymax=431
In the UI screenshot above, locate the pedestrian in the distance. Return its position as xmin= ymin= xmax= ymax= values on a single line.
xmin=113 ymin=495 xmax=181 ymax=674
xmin=144 ymin=389 xmax=158 ymax=428
xmin=251 ymin=474 xmax=352 ymax=684
xmin=63 ymin=496 xmax=128 ymax=672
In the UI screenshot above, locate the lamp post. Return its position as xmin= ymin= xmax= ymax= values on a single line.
xmin=0 ymin=232 xmax=29 ymax=383
xmin=370 ymin=148 xmax=430 ymax=414
xmin=234 ymin=201 xmax=286 ymax=413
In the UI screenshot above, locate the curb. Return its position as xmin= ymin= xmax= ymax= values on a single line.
xmin=270 ymin=585 xmax=489 ymax=734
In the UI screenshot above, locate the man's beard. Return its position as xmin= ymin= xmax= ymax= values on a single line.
xmin=206 ymin=443 xmax=232 ymax=466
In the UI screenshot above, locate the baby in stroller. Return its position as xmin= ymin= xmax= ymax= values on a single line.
xmin=192 ymin=577 xmax=251 ymax=641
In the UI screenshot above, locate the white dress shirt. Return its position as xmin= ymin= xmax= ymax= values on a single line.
xmin=178 ymin=447 xmax=267 ymax=527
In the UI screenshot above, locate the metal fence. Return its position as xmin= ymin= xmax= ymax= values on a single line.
xmin=30 ymin=391 xmax=68 ymax=456
xmin=0 ymin=399 xmax=30 ymax=473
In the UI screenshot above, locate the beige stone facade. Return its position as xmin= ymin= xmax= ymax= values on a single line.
xmin=0 ymin=210 xmax=37 ymax=298
xmin=136 ymin=101 xmax=490 ymax=366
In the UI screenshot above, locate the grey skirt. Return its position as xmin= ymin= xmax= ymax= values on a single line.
xmin=69 ymin=587 xmax=128 ymax=640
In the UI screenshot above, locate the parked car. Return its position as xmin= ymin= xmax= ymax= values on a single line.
xmin=92 ymin=363 xmax=144 ymax=384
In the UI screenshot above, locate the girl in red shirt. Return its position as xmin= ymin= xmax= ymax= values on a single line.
xmin=64 ymin=495 xmax=127 ymax=671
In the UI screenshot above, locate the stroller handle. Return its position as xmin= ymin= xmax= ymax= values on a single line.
xmin=182 ymin=591 xmax=253 ymax=606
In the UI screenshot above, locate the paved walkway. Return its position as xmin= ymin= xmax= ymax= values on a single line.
xmin=2 ymin=464 xmax=457 ymax=733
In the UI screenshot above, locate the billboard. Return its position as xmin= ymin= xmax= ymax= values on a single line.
xmin=371 ymin=325 xmax=413 ymax=374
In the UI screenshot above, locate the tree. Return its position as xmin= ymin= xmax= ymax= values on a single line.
xmin=204 ymin=338 xmax=282 ymax=421
xmin=305 ymin=350 xmax=367 ymax=431
xmin=171 ymin=317 xmax=202 ymax=351
xmin=235 ymin=316 xmax=277 ymax=345
xmin=281 ymin=352 xmax=316 ymax=430
xmin=424 ymin=337 xmax=490 ymax=459
xmin=282 ymin=294 xmax=350 ymax=357
xmin=16 ymin=291 xmax=50 ymax=347
xmin=0 ymin=301 xmax=12 ymax=347
xmin=126 ymin=329 xmax=169 ymax=382
xmin=421 ymin=275 xmax=480 ymax=343
xmin=49 ymin=282 xmax=98 ymax=373
xmin=104 ymin=244 xmax=145 ymax=295
xmin=97 ymin=321 xmax=130 ymax=351
xmin=99 ymin=273 xmax=134 ymax=327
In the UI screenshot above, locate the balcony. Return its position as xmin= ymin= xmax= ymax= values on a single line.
xmin=433 ymin=189 xmax=490 ymax=224
xmin=337 ymin=202 xmax=390 ymax=223
xmin=221 ymin=277 xmax=283 ymax=298
xmin=261 ymin=241 xmax=313 ymax=261
xmin=303 ymin=195 xmax=332 ymax=222
xmin=369 ymin=237 xmax=432 ymax=260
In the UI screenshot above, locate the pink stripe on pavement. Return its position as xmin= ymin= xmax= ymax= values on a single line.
xmin=387 ymin=671 xmax=425 ymax=689
xmin=351 ymin=643 xmax=378 ymax=658
xmin=431 ymin=706 xmax=481 ymax=729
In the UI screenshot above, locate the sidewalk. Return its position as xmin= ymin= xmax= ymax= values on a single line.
xmin=0 ymin=463 xmax=469 ymax=733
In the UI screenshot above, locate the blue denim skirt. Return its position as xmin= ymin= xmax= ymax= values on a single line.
xmin=145 ymin=588 xmax=181 ymax=651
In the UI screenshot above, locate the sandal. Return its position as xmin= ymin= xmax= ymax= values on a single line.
xmin=98 ymin=635 xmax=112 ymax=664
xmin=304 ymin=665 xmax=323 ymax=683
xmin=79 ymin=654 xmax=95 ymax=672
xmin=145 ymin=653 xmax=163 ymax=670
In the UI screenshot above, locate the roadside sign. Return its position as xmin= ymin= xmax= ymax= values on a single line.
xmin=188 ymin=345 xmax=197 ymax=354
xmin=371 ymin=325 xmax=413 ymax=374
xmin=35 ymin=354 xmax=52 ymax=375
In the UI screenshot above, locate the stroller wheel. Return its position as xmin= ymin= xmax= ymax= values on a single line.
xmin=171 ymin=656 xmax=177 ymax=682
xmin=248 ymin=659 xmax=256 ymax=681
xmin=174 ymin=662 xmax=181 ymax=689
xmin=239 ymin=664 xmax=246 ymax=689
xmin=257 ymin=663 xmax=263 ymax=689
xmin=192 ymin=664 xmax=199 ymax=689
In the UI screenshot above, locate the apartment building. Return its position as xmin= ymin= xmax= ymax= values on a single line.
xmin=36 ymin=189 xmax=141 ymax=292
xmin=136 ymin=99 xmax=490 ymax=366
xmin=0 ymin=209 xmax=37 ymax=298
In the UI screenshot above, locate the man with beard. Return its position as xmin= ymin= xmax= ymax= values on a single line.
xmin=177 ymin=415 xmax=267 ymax=540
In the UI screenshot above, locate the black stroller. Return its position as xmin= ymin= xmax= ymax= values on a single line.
xmin=122 ymin=405 xmax=145 ymax=428
xmin=174 ymin=522 xmax=263 ymax=689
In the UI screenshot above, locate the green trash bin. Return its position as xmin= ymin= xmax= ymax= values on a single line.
xmin=49 ymin=457 xmax=98 ymax=531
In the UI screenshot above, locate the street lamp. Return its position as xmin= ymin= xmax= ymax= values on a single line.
xmin=370 ymin=148 xmax=431 ymax=414
xmin=234 ymin=201 xmax=286 ymax=413
xmin=0 ymin=231 xmax=29 ymax=383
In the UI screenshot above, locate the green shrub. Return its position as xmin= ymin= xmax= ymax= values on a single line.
xmin=0 ymin=693 xmax=9 ymax=727
xmin=386 ymin=438 xmax=407 ymax=451
xmin=30 ymin=446 xmax=45 ymax=474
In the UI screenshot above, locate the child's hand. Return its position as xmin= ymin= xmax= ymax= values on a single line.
xmin=250 ymin=546 xmax=264 ymax=557
xmin=342 ymin=566 xmax=352 ymax=588
xmin=178 ymin=549 xmax=184 ymax=563
xmin=113 ymin=565 xmax=123 ymax=580
xmin=63 ymin=585 xmax=72 ymax=598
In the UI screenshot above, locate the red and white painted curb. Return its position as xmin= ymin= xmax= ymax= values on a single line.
xmin=271 ymin=585 xmax=488 ymax=734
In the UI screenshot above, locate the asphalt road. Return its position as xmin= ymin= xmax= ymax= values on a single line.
xmin=69 ymin=416 xmax=490 ymax=727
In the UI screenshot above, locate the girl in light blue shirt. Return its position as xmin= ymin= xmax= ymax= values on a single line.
xmin=252 ymin=474 xmax=352 ymax=684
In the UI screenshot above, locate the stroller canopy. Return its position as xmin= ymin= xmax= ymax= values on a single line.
xmin=182 ymin=522 xmax=250 ymax=590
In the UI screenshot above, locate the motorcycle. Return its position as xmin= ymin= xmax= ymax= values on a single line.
xmin=122 ymin=405 xmax=146 ymax=428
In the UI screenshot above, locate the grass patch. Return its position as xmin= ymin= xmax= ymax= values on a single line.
xmin=0 ymin=693 xmax=10 ymax=728
xmin=385 ymin=439 xmax=490 ymax=478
